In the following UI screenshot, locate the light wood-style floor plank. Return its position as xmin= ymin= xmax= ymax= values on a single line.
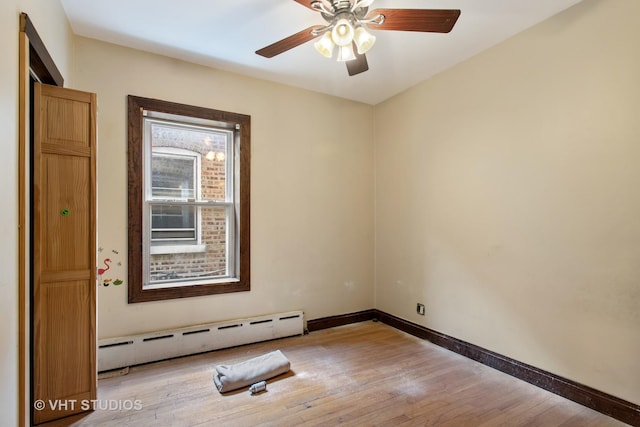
xmin=41 ymin=321 xmax=627 ymax=426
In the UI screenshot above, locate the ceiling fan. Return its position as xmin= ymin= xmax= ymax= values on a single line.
xmin=255 ymin=0 xmax=461 ymax=76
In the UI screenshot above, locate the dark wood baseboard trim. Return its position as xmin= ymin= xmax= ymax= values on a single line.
xmin=306 ymin=309 xmax=639 ymax=426
xmin=306 ymin=309 xmax=376 ymax=332
xmin=374 ymin=310 xmax=639 ymax=427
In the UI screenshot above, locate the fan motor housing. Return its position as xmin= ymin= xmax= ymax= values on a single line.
xmin=332 ymin=0 xmax=352 ymax=11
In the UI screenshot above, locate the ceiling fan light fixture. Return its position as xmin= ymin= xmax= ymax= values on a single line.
xmin=331 ymin=18 xmax=354 ymax=46
xmin=255 ymin=1 xmax=461 ymax=77
xmin=353 ymin=26 xmax=376 ymax=54
xmin=314 ymin=31 xmax=335 ymax=58
xmin=336 ymin=43 xmax=356 ymax=62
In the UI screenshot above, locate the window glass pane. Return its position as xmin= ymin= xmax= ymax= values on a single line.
xmin=151 ymin=122 xmax=228 ymax=202
xmin=149 ymin=206 xmax=228 ymax=285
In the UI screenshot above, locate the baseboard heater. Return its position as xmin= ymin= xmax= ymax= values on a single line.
xmin=97 ymin=311 xmax=304 ymax=372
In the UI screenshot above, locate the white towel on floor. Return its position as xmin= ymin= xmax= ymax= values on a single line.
xmin=213 ymin=350 xmax=291 ymax=393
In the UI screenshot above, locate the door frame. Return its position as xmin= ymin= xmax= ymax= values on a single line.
xmin=18 ymin=12 xmax=64 ymax=427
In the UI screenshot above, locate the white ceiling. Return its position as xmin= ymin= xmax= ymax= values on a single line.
xmin=60 ymin=0 xmax=583 ymax=105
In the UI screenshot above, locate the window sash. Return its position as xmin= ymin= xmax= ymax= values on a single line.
xmin=144 ymin=204 xmax=235 ymax=288
xmin=141 ymin=115 xmax=237 ymax=290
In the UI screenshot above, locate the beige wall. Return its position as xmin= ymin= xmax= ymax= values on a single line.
xmin=374 ymin=0 xmax=640 ymax=404
xmin=3 ymin=0 xmax=638 ymax=423
xmin=71 ymin=37 xmax=375 ymax=339
xmin=1 ymin=0 xmax=75 ymax=423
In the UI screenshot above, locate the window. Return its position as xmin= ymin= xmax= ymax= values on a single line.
xmin=128 ymin=96 xmax=250 ymax=302
xmin=151 ymin=148 xmax=199 ymax=243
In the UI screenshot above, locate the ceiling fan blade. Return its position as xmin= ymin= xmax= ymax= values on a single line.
xmin=293 ymin=0 xmax=316 ymax=10
xmin=366 ymin=9 xmax=461 ymax=33
xmin=256 ymin=25 xmax=325 ymax=58
xmin=346 ymin=50 xmax=368 ymax=76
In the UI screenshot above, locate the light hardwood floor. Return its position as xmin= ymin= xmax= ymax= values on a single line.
xmin=42 ymin=321 xmax=627 ymax=426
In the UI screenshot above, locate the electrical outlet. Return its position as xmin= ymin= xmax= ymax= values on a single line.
xmin=417 ymin=303 xmax=425 ymax=315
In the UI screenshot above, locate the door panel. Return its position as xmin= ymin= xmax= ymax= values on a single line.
xmin=42 ymin=154 xmax=91 ymax=270
xmin=38 ymin=280 xmax=93 ymax=397
xmin=43 ymin=94 xmax=90 ymax=148
xmin=33 ymin=83 xmax=96 ymax=425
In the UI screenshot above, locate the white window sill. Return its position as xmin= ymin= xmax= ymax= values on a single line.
xmin=150 ymin=244 xmax=207 ymax=255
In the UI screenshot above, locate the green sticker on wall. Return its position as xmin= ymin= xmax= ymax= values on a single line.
xmin=61 ymin=209 xmax=70 ymax=216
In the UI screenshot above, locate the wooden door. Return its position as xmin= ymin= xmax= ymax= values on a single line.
xmin=32 ymin=83 xmax=97 ymax=425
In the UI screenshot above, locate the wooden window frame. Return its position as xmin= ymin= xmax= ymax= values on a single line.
xmin=127 ymin=95 xmax=251 ymax=302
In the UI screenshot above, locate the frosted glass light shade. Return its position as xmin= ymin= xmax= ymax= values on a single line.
xmin=355 ymin=0 xmax=375 ymax=8
xmin=331 ymin=19 xmax=355 ymax=46
xmin=336 ymin=44 xmax=356 ymax=62
xmin=314 ymin=31 xmax=335 ymax=58
xmin=354 ymin=26 xmax=376 ymax=54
